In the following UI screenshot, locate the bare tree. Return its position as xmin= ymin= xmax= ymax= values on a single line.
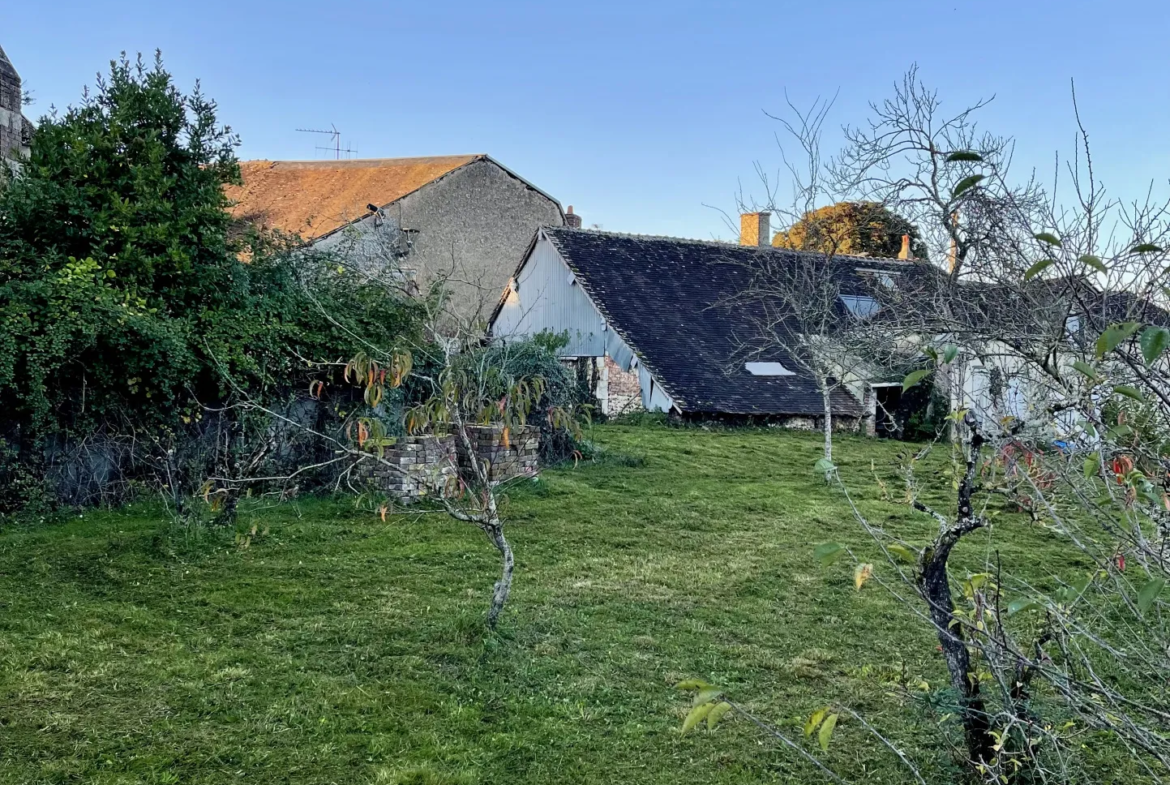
xmin=678 ymin=68 xmax=1170 ymax=783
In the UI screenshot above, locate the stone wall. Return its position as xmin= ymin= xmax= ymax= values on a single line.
xmin=0 ymin=44 xmax=29 ymax=162
xmin=354 ymin=434 xmax=458 ymax=504
xmin=356 ymin=425 xmax=540 ymax=504
xmin=312 ymin=159 xmax=564 ymax=326
xmin=604 ymin=356 xmax=643 ymax=416
xmin=767 ymin=415 xmax=861 ymax=433
xmin=456 ymin=425 xmax=540 ymax=483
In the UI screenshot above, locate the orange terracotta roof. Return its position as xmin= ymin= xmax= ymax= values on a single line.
xmin=226 ymin=155 xmax=483 ymax=240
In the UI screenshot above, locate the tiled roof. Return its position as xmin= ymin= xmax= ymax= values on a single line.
xmin=225 ymin=155 xmax=482 ymax=240
xmin=540 ymin=227 xmax=918 ymax=417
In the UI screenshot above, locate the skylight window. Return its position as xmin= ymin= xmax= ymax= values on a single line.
xmin=745 ymin=362 xmax=795 ymax=376
xmin=840 ymin=295 xmax=881 ymax=318
xmin=856 ymin=268 xmax=900 ymax=289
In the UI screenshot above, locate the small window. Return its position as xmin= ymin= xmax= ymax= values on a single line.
xmin=745 ymin=361 xmax=795 ymax=376
xmin=1065 ymin=314 xmax=1082 ymax=335
xmin=856 ymin=268 xmax=899 ymax=289
xmin=841 ymin=294 xmax=881 ymax=318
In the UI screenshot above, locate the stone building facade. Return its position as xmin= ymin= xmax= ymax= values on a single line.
xmin=0 ymin=44 xmax=32 ymax=163
xmin=227 ymin=156 xmax=564 ymax=326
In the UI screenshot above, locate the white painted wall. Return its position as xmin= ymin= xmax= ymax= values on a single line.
xmin=491 ymin=231 xmax=677 ymax=412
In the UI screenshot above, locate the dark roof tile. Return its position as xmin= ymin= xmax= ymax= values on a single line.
xmin=541 ymin=227 xmax=917 ymax=417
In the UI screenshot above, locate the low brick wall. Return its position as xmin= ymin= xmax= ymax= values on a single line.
xmin=457 ymin=424 xmax=540 ymax=483
xmin=354 ymin=434 xmax=457 ymax=504
xmin=356 ymin=426 xmax=541 ymax=503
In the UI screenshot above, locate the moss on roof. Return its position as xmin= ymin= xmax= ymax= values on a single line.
xmin=225 ymin=155 xmax=482 ymax=240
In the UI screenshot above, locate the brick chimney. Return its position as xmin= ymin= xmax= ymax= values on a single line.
xmin=565 ymin=205 xmax=582 ymax=229
xmin=740 ymin=212 xmax=770 ymax=247
xmin=897 ymin=234 xmax=911 ymax=260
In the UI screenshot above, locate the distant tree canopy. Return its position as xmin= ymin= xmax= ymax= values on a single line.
xmin=772 ymin=201 xmax=929 ymax=260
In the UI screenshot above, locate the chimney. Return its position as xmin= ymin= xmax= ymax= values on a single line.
xmin=740 ymin=212 xmax=770 ymax=247
xmin=897 ymin=234 xmax=912 ymax=260
xmin=565 ymin=205 xmax=582 ymax=229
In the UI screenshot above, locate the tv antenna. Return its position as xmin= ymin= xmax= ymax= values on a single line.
xmin=295 ymin=124 xmax=358 ymax=159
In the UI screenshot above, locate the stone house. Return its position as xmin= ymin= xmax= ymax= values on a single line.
xmin=0 ymin=44 xmax=34 ymax=166
xmin=225 ymin=155 xmax=566 ymax=326
xmin=488 ymin=216 xmax=918 ymax=425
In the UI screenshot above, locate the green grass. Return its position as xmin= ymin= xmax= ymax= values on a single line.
xmin=0 ymin=425 xmax=1109 ymax=784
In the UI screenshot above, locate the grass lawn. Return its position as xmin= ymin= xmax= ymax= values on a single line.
xmin=0 ymin=425 xmax=1111 ymax=784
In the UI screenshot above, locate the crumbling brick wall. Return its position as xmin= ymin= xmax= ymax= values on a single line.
xmin=456 ymin=425 xmax=539 ymax=483
xmin=354 ymin=434 xmax=457 ymax=504
xmin=356 ymin=425 xmax=541 ymax=503
xmin=604 ymin=356 xmax=643 ymax=416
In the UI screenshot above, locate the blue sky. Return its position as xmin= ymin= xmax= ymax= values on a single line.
xmin=5 ymin=0 xmax=1169 ymax=240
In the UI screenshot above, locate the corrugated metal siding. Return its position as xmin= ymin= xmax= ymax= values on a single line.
xmin=639 ymin=363 xmax=676 ymax=412
xmin=492 ymin=232 xmax=677 ymax=413
xmin=492 ymin=233 xmax=607 ymax=357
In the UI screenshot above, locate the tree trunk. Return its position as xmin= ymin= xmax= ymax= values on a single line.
xmin=485 ymin=524 xmax=514 ymax=629
xmin=821 ymin=381 xmax=834 ymax=464
xmin=919 ymin=547 xmax=994 ymax=767
xmin=917 ymin=412 xmax=995 ymax=769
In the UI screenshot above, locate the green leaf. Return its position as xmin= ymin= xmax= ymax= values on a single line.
xmin=814 ymin=542 xmax=845 ymax=566
xmin=1082 ymin=453 xmax=1099 ymax=480
xmin=818 ymin=713 xmax=839 ymax=751
xmin=674 ymin=679 xmax=710 ymax=691
xmin=694 ymin=687 xmax=724 ymax=706
xmin=1139 ymin=326 xmax=1170 ymax=365
xmin=1096 ymin=322 xmax=1141 ymax=358
xmin=814 ymin=458 xmax=837 ymax=475
xmin=1138 ymin=578 xmax=1166 ymax=614
xmin=1024 ymin=259 xmax=1056 ymax=281
xmin=887 ymin=544 xmax=917 ymax=563
xmin=1114 ymin=385 xmax=1146 ymax=403
xmin=1071 ymin=360 xmax=1101 ymax=381
xmin=946 ymin=151 xmax=984 ymax=162
xmin=1035 ymin=232 xmax=1062 ymax=247
xmin=1079 ymin=255 xmax=1108 ymax=275
xmin=1007 ymin=598 xmax=1043 ymax=615
xmin=682 ymin=702 xmax=714 ymax=734
xmin=707 ymin=701 xmax=733 ymax=730
xmin=1131 ymin=243 xmax=1163 ymax=254
xmin=1108 ymin=424 xmax=1134 ymax=441
xmin=903 ymin=369 xmax=932 ymax=391
xmin=804 ymin=707 xmax=828 ymax=736
xmin=943 ymin=344 xmax=959 ymax=364
xmin=952 ymin=174 xmax=985 ymax=198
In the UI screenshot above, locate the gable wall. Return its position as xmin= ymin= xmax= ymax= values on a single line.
xmin=315 ymin=159 xmax=563 ymax=326
xmin=492 ymin=233 xmax=609 ymax=357
xmin=492 ymin=233 xmax=676 ymax=413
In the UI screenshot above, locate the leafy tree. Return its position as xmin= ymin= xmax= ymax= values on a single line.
xmin=0 ymin=53 xmax=423 ymax=511
xmin=773 ymin=201 xmax=928 ymax=260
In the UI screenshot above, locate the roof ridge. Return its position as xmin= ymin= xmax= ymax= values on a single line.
xmin=240 ymin=155 xmax=483 ymax=169
xmin=542 ymin=225 xmax=914 ymax=266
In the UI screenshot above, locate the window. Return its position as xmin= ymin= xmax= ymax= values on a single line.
xmin=745 ymin=361 xmax=795 ymax=376
xmin=855 ymin=269 xmax=899 ymax=289
xmin=840 ymin=294 xmax=881 ymax=318
xmin=1065 ymin=314 xmax=1082 ymax=336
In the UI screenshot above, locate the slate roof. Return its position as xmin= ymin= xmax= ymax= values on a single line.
xmin=538 ymin=227 xmax=919 ymax=417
